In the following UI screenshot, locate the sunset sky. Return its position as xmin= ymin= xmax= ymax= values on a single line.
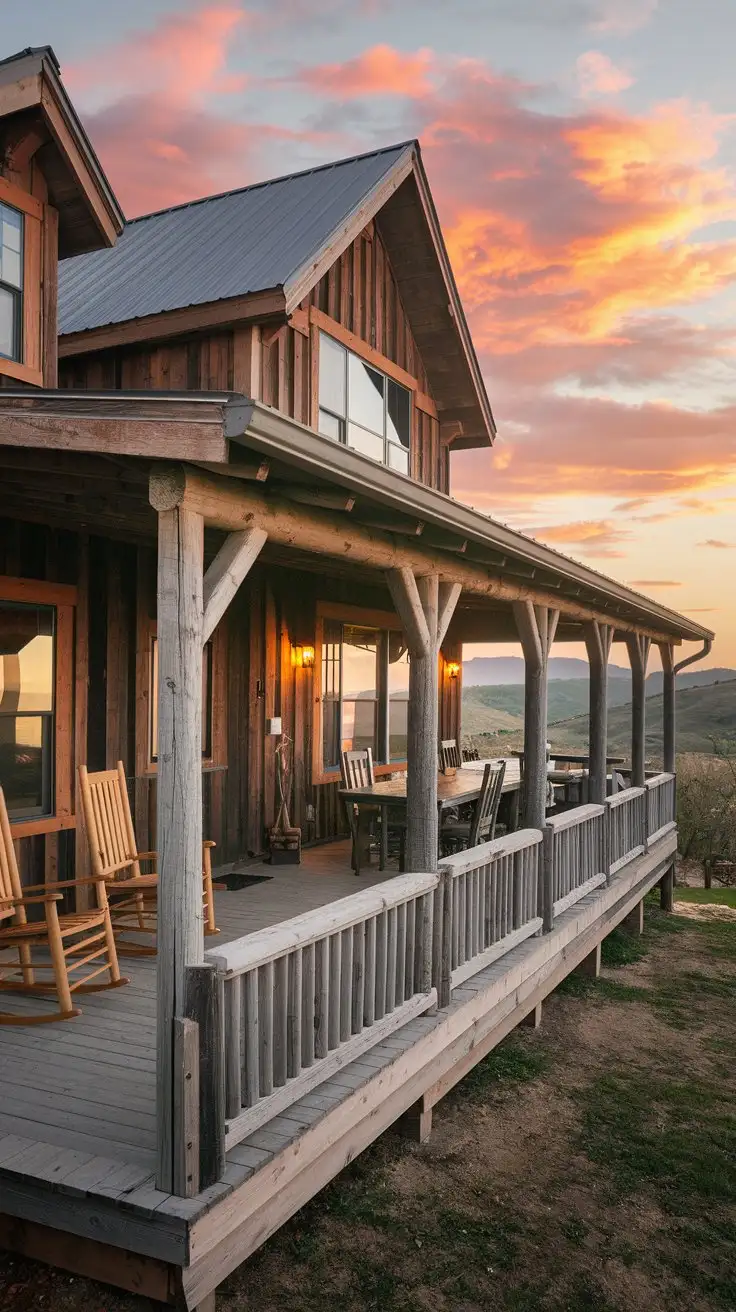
xmin=7 ymin=0 xmax=735 ymax=665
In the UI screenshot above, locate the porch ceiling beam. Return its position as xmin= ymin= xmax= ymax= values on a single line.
xmin=148 ymin=463 xmax=680 ymax=644
xmin=194 ymin=458 xmax=269 ymax=483
xmin=202 ymin=528 xmax=268 ymax=644
xmin=283 ymin=486 xmax=356 ymax=512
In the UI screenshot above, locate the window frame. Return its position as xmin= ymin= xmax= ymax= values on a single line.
xmin=137 ymin=615 xmax=227 ymax=777
xmin=312 ymin=601 xmax=410 ymax=785
xmin=317 ymin=330 xmax=413 ymax=473
xmin=0 ymin=576 xmax=77 ymax=839
xmin=0 ymin=176 xmax=44 ymax=388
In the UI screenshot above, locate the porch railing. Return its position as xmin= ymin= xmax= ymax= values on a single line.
xmin=542 ymin=804 xmax=607 ymax=929
xmin=207 ymin=872 xmax=438 ymax=1152
xmin=607 ymin=786 xmax=648 ymax=874
xmin=438 ymin=830 xmax=543 ymax=990
xmin=645 ymin=773 xmax=677 ymax=844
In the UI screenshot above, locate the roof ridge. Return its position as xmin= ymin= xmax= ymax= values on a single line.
xmin=124 ymin=140 xmax=417 ymax=227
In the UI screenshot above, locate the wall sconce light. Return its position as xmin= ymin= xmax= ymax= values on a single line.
xmin=446 ymin=661 xmax=461 ymax=680
xmin=292 ymin=644 xmax=315 ymax=670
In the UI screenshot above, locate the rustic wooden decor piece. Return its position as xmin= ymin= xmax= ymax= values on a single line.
xmin=78 ymin=761 xmax=219 ymax=953
xmin=269 ymin=735 xmax=301 ymax=864
xmin=0 ymin=787 xmax=128 ymax=1023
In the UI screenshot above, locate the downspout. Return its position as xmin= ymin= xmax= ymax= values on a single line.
xmin=674 ymin=637 xmax=713 ymax=677
xmin=666 ymin=640 xmax=713 ymax=770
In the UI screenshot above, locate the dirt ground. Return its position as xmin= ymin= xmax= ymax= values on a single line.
xmin=1 ymin=897 xmax=734 ymax=1312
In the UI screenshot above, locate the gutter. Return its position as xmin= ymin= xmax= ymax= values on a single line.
xmin=674 ymin=638 xmax=713 ymax=676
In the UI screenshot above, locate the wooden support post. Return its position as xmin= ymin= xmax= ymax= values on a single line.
xmin=584 ymin=621 xmax=612 ymax=804
xmin=659 ymin=641 xmax=676 ymax=774
xmin=626 ymin=633 xmax=651 ymax=788
xmin=660 ymin=865 xmax=675 ymax=912
xmin=399 ymin=1093 xmax=433 ymax=1143
xmin=576 ymin=942 xmax=602 ymax=979
xmin=622 ymin=899 xmax=644 ymax=936
xmin=172 ymin=1017 xmax=200 ymax=1198
xmin=513 ymin=602 xmax=559 ymax=829
xmin=155 ymin=504 xmax=205 ymax=1193
xmin=387 ymin=568 xmax=460 ymax=872
xmin=521 ymin=1001 xmax=543 ymax=1029
xmin=185 ymin=963 xmax=226 ymax=1190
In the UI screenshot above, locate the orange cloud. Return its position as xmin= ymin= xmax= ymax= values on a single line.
xmin=297 ymin=44 xmax=434 ymax=97
xmin=699 ymin=539 xmax=735 ymax=548
xmin=627 ymin=579 xmax=682 ymax=587
xmin=577 ymin=51 xmax=633 ymax=98
xmin=526 ymin=519 xmax=629 ymax=558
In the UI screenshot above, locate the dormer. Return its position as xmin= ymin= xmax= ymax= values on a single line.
xmin=0 ymin=46 xmax=123 ymax=388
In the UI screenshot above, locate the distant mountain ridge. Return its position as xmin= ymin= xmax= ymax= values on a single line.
xmin=462 ymin=656 xmax=735 ymax=688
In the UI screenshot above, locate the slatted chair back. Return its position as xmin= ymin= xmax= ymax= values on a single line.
xmin=78 ymin=762 xmax=142 ymax=884
xmin=341 ymin=748 xmax=376 ymax=790
xmin=0 ymin=790 xmax=24 ymax=925
xmin=469 ymin=761 xmax=507 ymax=846
xmin=440 ymin=739 xmax=461 ymax=772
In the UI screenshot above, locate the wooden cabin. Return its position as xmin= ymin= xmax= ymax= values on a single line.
xmin=0 ymin=46 xmax=713 ymax=1311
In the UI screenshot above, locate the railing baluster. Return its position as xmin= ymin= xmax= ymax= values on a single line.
xmin=339 ymin=928 xmax=352 ymax=1043
xmin=352 ymin=922 xmax=365 ymax=1033
xmin=243 ymin=968 xmax=259 ymax=1108
xmin=258 ymin=960 xmax=274 ymax=1097
xmin=364 ymin=916 xmax=376 ymax=1026
xmin=301 ymin=942 xmax=315 ymax=1068
xmin=224 ymin=975 xmax=242 ymax=1119
xmin=287 ymin=948 xmax=302 ymax=1081
xmin=328 ymin=932 xmax=341 ymax=1050
xmin=314 ymin=936 xmax=329 ymax=1059
xmin=386 ymin=906 xmax=397 ymax=1013
xmin=273 ymin=956 xmax=288 ymax=1087
xmin=395 ymin=902 xmax=407 ymax=1004
xmin=375 ymin=909 xmax=387 ymax=1019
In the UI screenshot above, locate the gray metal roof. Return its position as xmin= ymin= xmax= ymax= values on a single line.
xmin=59 ymin=143 xmax=413 ymax=336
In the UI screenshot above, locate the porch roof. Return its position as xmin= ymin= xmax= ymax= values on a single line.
xmin=0 ymin=387 xmax=713 ymax=647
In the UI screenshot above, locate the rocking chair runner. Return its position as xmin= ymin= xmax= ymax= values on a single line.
xmin=78 ymin=762 xmax=218 ymax=955
xmin=0 ymin=787 xmax=128 ymax=1024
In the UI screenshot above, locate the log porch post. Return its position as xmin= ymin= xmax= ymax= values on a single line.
xmin=626 ymin=632 xmax=651 ymax=788
xmin=513 ymin=602 xmax=559 ymax=829
xmin=584 ymin=620 xmax=613 ymax=804
xmin=659 ymin=641 xmax=676 ymax=774
xmin=155 ymin=502 xmax=205 ymax=1192
xmin=387 ymin=569 xmax=461 ymax=871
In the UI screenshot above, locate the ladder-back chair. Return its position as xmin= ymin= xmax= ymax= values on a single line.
xmin=340 ymin=748 xmax=377 ymax=875
xmin=440 ymin=761 xmax=507 ymax=855
xmin=0 ymin=787 xmax=128 ymax=1024
xmin=78 ymin=762 xmax=218 ymax=955
xmin=440 ymin=739 xmax=462 ymax=772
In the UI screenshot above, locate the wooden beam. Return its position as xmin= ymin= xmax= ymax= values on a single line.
xmin=59 ymin=288 xmax=286 ymax=357
xmin=155 ymin=503 xmax=205 ymax=1194
xmin=659 ymin=641 xmax=675 ymax=773
xmin=202 ymin=528 xmax=267 ymax=643
xmin=195 ymin=459 xmax=269 ymax=483
xmin=625 ymin=633 xmax=651 ymax=788
xmin=0 ymin=413 xmax=229 ymax=463
xmin=149 ymin=465 xmax=680 ymax=640
xmin=386 ymin=567 xmax=431 ymax=658
xmin=283 ymin=486 xmax=355 ymax=512
xmin=514 ymin=602 xmax=559 ymax=829
xmin=584 ymin=621 xmax=613 ymax=805
xmin=437 ymin=582 xmax=462 ymax=648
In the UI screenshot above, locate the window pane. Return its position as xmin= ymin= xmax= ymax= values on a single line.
xmin=318 ymin=409 xmax=344 ymax=443
xmin=387 ymin=635 xmax=410 ymax=760
xmin=0 ymin=604 xmax=54 ymax=712
xmin=347 ymin=422 xmax=384 ymax=463
xmin=0 ymin=714 xmax=52 ymax=819
xmin=1 ymin=246 xmax=21 ymax=290
xmin=341 ymin=626 xmax=378 ymax=757
xmin=319 ymin=334 xmax=346 ymax=416
xmin=348 ymin=355 xmax=384 ymax=434
xmin=387 ymin=380 xmax=411 ymax=448
xmin=0 ymin=285 xmax=16 ymax=359
xmin=1 ymin=205 xmax=22 ymax=254
xmin=388 ymin=444 xmax=409 ymax=474
xmin=342 ymin=700 xmax=377 ymax=755
xmin=321 ymin=619 xmax=341 ymax=769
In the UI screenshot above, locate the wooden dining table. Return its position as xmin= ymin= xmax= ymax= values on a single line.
xmin=339 ymin=762 xmax=521 ymax=872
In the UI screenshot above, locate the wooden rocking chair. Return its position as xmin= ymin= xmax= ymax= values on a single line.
xmin=78 ymin=762 xmax=218 ymax=956
xmin=0 ymin=787 xmax=128 ymax=1024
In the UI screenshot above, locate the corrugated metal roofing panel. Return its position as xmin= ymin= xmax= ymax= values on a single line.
xmin=59 ymin=143 xmax=413 ymax=336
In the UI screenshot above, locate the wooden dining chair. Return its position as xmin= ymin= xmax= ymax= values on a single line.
xmin=78 ymin=761 xmax=218 ymax=956
xmin=439 ymin=739 xmax=462 ymax=772
xmin=440 ymin=762 xmax=507 ymax=855
xmin=0 ymin=787 xmax=128 ymax=1024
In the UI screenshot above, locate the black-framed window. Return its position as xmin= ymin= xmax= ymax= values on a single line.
xmin=321 ymin=620 xmax=409 ymax=770
xmin=0 ymin=202 xmax=23 ymax=363
xmin=149 ymin=638 xmax=214 ymax=762
xmin=0 ymin=602 xmax=55 ymax=820
xmin=317 ymin=332 xmax=411 ymax=474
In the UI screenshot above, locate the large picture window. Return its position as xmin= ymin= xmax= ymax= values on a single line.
xmin=321 ymin=619 xmax=409 ymax=771
xmin=0 ymin=201 xmax=23 ymax=364
xmin=318 ymin=332 xmax=412 ymax=474
xmin=0 ymin=602 xmax=55 ymax=820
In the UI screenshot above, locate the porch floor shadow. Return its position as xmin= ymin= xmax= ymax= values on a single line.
xmin=0 ymin=840 xmax=392 ymax=1173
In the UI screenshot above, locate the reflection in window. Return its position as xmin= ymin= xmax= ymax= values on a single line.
xmin=150 ymin=638 xmax=213 ymax=762
xmin=0 ymin=603 xmax=54 ymax=819
xmin=0 ymin=202 xmax=23 ymax=363
xmin=317 ymin=332 xmax=412 ymax=472
xmin=320 ymin=621 xmax=410 ymax=770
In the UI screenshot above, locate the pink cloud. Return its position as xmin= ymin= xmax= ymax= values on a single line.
xmin=576 ymin=51 xmax=634 ymax=99
xmin=296 ymin=44 xmax=434 ymax=97
xmin=698 ymin=539 xmax=735 ymax=548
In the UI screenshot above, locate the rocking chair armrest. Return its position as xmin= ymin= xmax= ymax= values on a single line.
xmin=203 ymin=840 xmax=216 ymax=849
xmin=21 ymin=875 xmax=110 ymax=893
xmin=136 ymin=851 xmax=157 ymax=861
xmin=0 ymin=892 xmax=63 ymax=908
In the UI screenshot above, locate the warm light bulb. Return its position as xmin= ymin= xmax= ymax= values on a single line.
xmin=446 ymin=661 xmax=460 ymax=679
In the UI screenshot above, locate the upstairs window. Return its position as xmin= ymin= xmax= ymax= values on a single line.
xmin=318 ymin=332 xmax=412 ymax=474
xmin=0 ymin=202 xmax=23 ymax=363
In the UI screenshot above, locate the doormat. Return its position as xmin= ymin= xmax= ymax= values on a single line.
xmin=213 ymin=872 xmax=274 ymax=892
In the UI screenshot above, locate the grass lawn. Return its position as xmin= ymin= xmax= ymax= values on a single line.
xmin=1 ymin=898 xmax=734 ymax=1312
xmin=675 ymin=885 xmax=736 ymax=907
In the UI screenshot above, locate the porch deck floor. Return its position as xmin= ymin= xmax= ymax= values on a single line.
xmin=0 ymin=841 xmax=391 ymax=1175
